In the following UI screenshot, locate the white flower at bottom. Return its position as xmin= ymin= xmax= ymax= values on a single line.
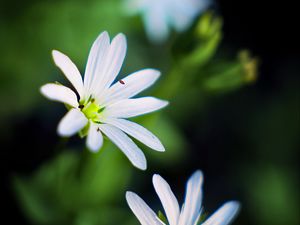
xmin=125 ymin=0 xmax=211 ymax=43
xmin=126 ymin=170 xmax=240 ymax=225
xmin=41 ymin=31 xmax=168 ymax=170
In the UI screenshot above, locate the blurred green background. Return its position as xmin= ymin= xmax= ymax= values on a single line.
xmin=0 ymin=0 xmax=299 ymax=225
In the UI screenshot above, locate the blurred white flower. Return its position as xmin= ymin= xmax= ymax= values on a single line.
xmin=41 ymin=31 xmax=168 ymax=170
xmin=125 ymin=0 xmax=211 ymax=43
xmin=126 ymin=170 xmax=240 ymax=225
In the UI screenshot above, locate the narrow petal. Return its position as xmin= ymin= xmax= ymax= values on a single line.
xmin=169 ymin=8 xmax=193 ymax=32
xmin=57 ymin=108 xmax=88 ymax=137
xmin=170 ymin=0 xmax=209 ymax=32
xmin=202 ymin=201 xmax=240 ymax=225
xmin=126 ymin=192 xmax=165 ymax=225
xmin=104 ymin=118 xmax=165 ymax=152
xmin=101 ymin=69 xmax=161 ymax=106
xmin=104 ymin=97 xmax=168 ymax=118
xmin=94 ymin=33 xmax=127 ymax=97
xmin=40 ymin=83 xmax=78 ymax=108
xmin=86 ymin=123 xmax=103 ymax=152
xmin=179 ymin=170 xmax=204 ymax=225
xmin=98 ymin=124 xmax=147 ymax=170
xmin=84 ymin=31 xmax=110 ymax=97
xmin=52 ymin=50 xmax=84 ymax=97
xmin=153 ymin=174 xmax=180 ymax=225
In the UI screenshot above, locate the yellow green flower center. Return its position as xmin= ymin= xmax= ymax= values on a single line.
xmin=79 ymin=97 xmax=105 ymax=123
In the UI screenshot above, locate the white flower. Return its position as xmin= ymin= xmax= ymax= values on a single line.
xmin=126 ymin=170 xmax=240 ymax=225
xmin=41 ymin=31 xmax=168 ymax=170
xmin=125 ymin=0 xmax=211 ymax=43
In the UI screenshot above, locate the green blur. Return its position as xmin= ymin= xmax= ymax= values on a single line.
xmin=0 ymin=0 xmax=298 ymax=225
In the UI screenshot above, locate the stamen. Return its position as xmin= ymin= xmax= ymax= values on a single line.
xmin=87 ymin=95 xmax=92 ymax=102
xmin=98 ymin=107 xmax=105 ymax=113
xmin=78 ymin=105 xmax=84 ymax=109
xmin=119 ymin=80 xmax=125 ymax=85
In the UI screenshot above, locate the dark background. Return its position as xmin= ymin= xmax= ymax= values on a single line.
xmin=1 ymin=0 xmax=299 ymax=224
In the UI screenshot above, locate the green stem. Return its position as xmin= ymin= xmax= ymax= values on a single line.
xmin=54 ymin=137 xmax=69 ymax=195
xmin=77 ymin=147 xmax=91 ymax=179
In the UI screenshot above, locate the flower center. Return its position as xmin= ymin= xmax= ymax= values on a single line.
xmin=79 ymin=98 xmax=105 ymax=123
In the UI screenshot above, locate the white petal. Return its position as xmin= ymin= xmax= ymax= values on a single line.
xmin=104 ymin=97 xmax=168 ymax=118
xmin=94 ymin=33 xmax=127 ymax=97
xmin=202 ymin=201 xmax=240 ymax=225
xmin=179 ymin=170 xmax=204 ymax=225
xmin=193 ymin=212 xmax=202 ymax=225
xmin=101 ymin=69 xmax=161 ymax=106
xmin=169 ymin=8 xmax=193 ymax=32
xmin=152 ymin=174 xmax=180 ymax=225
xmin=98 ymin=124 xmax=147 ymax=170
xmin=40 ymin=83 xmax=78 ymax=108
xmin=180 ymin=0 xmax=210 ymax=16
xmin=104 ymin=118 xmax=165 ymax=152
xmin=143 ymin=3 xmax=170 ymax=43
xmin=52 ymin=50 xmax=84 ymax=97
xmin=57 ymin=108 xmax=88 ymax=137
xmin=84 ymin=31 xmax=110 ymax=97
xmin=169 ymin=0 xmax=211 ymax=33
xmin=86 ymin=123 xmax=103 ymax=152
xmin=126 ymin=192 xmax=165 ymax=225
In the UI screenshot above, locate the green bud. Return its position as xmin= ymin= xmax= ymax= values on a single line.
xmin=239 ymin=50 xmax=259 ymax=83
xmin=202 ymin=50 xmax=259 ymax=93
xmin=78 ymin=123 xmax=90 ymax=138
xmin=196 ymin=11 xmax=223 ymax=40
xmin=180 ymin=12 xmax=223 ymax=68
xmin=196 ymin=212 xmax=208 ymax=224
xmin=157 ymin=211 xmax=168 ymax=223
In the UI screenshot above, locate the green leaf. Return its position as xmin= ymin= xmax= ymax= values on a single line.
xmin=13 ymin=145 xmax=132 ymax=225
xmin=244 ymin=166 xmax=300 ymax=225
xmin=13 ymin=176 xmax=65 ymax=225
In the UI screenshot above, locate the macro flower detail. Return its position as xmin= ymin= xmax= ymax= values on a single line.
xmin=125 ymin=0 xmax=211 ymax=43
xmin=126 ymin=170 xmax=240 ymax=225
xmin=41 ymin=31 xmax=168 ymax=170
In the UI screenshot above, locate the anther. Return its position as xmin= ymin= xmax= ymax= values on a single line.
xmin=119 ymin=80 xmax=125 ymax=85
